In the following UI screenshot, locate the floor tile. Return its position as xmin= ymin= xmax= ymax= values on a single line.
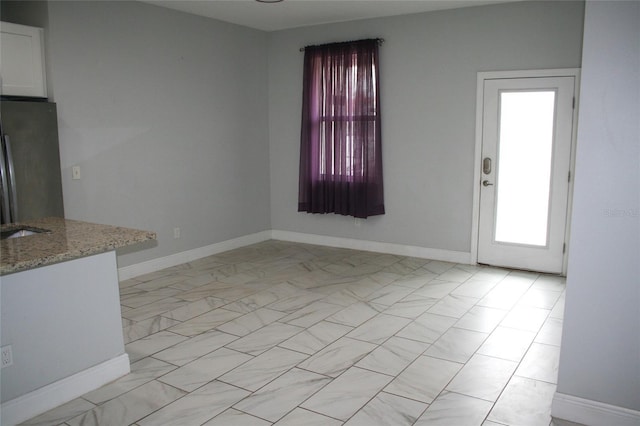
xmin=549 ymin=293 xmax=565 ymax=319
xmin=451 ymin=279 xmax=499 ymax=299
xmin=366 ymin=284 xmax=415 ymax=306
xmin=415 ymin=391 xmax=493 ymax=426
xmin=158 ymin=347 xmax=252 ymax=392
xmin=515 ymin=342 xmax=560 ymax=384
xmin=152 ymin=330 xmax=238 ymax=366
xmin=138 ymin=381 xmax=249 ymax=426
xmin=424 ymin=327 xmax=488 ymax=363
xmin=454 ymin=306 xmax=507 ymax=333
xmin=436 ymin=267 xmax=474 ymax=283
xmin=412 ymin=280 xmax=460 ymax=299
xmin=280 ymin=300 xmax=344 ymax=327
xmin=133 ymin=275 xmax=187 ymax=292
xmin=476 ymin=326 xmax=536 ymax=362
xmin=395 ymin=312 xmax=457 ymax=344
xmin=167 ymin=308 xmax=243 ymax=337
xmin=66 ymin=380 xmax=186 ymax=426
xmin=83 ymin=357 xmax=177 ymax=404
xmin=301 ymin=367 xmax=393 ymax=420
xmin=466 ymin=267 xmax=510 ymax=283
xmin=344 ymin=391 xmax=427 ymax=426
xmin=392 ymin=274 xmax=436 ymax=289
xmin=518 ymin=288 xmax=562 ymax=310
xmin=500 ymin=305 xmax=550 ymax=333
xmin=446 ymin=354 xmax=518 ymax=402
xmin=279 ymin=320 xmax=353 ymax=355
xmin=216 ymin=308 xmax=286 ymax=337
xmin=122 ymin=297 xmax=189 ymax=322
xmin=266 ymin=290 xmax=326 ymax=313
xmin=122 ymin=315 xmax=182 ymax=344
xmin=225 ymin=322 xmax=304 ymax=356
xmin=356 ymin=336 xmax=429 ymax=376
xmin=532 ymin=275 xmax=566 ymax=292
xmin=487 ymin=376 xmax=557 ymax=426
xmin=297 ymin=337 xmax=377 ymax=377
xmin=202 ymin=409 xmax=271 ymax=426
xmin=383 ymin=293 xmax=439 ymax=319
xmin=477 ymin=282 xmax=530 ymax=310
xmin=219 ymin=346 xmax=309 ymax=391
xmin=121 ymin=287 xmax=182 ymax=309
xmin=175 ymin=282 xmax=233 ymax=303
xmin=19 ymin=398 xmax=96 ymax=426
xmin=233 ymin=368 xmax=331 ymax=422
xmin=346 ymin=313 xmax=411 ymax=344
xmin=535 ymin=317 xmax=563 ymax=346
xmin=427 ymin=294 xmax=479 ymax=318
xmin=325 ymin=301 xmax=385 ymax=327
xmin=125 ymin=331 xmax=189 ymax=363
xmin=274 ymin=407 xmax=342 ymax=426
xmin=161 ymin=296 xmax=228 ymax=322
xmin=422 ymin=260 xmax=456 ymax=275
xmin=224 ymin=282 xmax=300 ymax=313
xmin=384 ymin=355 xmax=462 ymax=403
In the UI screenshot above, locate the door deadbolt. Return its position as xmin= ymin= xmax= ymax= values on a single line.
xmin=482 ymin=180 xmax=494 ymax=187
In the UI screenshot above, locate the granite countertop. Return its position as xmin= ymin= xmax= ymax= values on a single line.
xmin=0 ymin=217 xmax=156 ymax=275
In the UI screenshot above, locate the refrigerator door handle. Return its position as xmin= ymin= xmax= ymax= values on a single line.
xmin=4 ymin=134 xmax=18 ymax=222
xmin=0 ymin=135 xmax=12 ymax=222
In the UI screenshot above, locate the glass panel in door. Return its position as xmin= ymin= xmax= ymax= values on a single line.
xmin=494 ymin=90 xmax=556 ymax=246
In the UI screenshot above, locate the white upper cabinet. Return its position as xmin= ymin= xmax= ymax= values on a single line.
xmin=0 ymin=21 xmax=47 ymax=98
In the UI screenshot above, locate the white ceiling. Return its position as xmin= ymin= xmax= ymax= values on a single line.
xmin=139 ymin=0 xmax=520 ymax=32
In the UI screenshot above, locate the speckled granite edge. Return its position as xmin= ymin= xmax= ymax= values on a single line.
xmin=1 ymin=217 xmax=156 ymax=275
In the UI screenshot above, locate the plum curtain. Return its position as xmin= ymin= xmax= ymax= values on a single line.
xmin=298 ymin=39 xmax=385 ymax=219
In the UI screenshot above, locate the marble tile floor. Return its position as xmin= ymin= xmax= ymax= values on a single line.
xmin=21 ymin=240 xmax=583 ymax=426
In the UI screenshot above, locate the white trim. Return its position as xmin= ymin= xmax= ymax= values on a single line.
xmin=552 ymin=392 xmax=640 ymax=426
xmin=471 ymin=68 xmax=580 ymax=275
xmin=475 ymin=68 xmax=582 ymax=81
xmin=271 ymin=230 xmax=472 ymax=264
xmin=118 ymin=231 xmax=272 ymax=280
xmin=0 ymin=354 xmax=130 ymax=426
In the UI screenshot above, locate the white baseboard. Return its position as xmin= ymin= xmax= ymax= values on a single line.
xmin=118 ymin=231 xmax=272 ymax=280
xmin=552 ymin=392 xmax=640 ymax=426
xmin=1 ymin=354 xmax=130 ymax=426
xmin=271 ymin=230 xmax=472 ymax=264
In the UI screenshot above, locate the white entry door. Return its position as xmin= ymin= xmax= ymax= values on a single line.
xmin=477 ymin=75 xmax=577 ymax=274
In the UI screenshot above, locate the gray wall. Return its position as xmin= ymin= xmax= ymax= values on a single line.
xmin=556 ymin=0 xmax=640 ymax=412
xmin=268 ymin=1 xmax=584 ymax=253
xmin=43 ymin=1 xmax=271 ymax=267
xmin=3 ymin=1 xmax=585 ymax=266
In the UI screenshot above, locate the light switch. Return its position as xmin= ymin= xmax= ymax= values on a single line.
xmin=72 ymin=166 xmax=81 ymax=180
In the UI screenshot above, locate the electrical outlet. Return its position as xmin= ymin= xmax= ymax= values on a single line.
xmin=173 ymin=227 xmax=181 ymax=239
xmin=1 ymin=345 xmax=13 ymax=368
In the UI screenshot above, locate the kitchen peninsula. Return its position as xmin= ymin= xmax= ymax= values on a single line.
xmin=0 ymin=217 xmax=155 ymax=425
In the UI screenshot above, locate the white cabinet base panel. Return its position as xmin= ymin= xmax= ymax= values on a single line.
xmin=0 ymin=251 xmax=129 ymax=425
xmin=1 ymin=354 xmax=130 ymax=426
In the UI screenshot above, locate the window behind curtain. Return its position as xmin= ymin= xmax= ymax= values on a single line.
xmin=298 ymin=39 xmax=385 ymax=219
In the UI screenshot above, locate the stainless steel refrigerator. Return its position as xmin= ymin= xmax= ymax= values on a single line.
xmin=0 ymin=100 xmax=64 ymax=224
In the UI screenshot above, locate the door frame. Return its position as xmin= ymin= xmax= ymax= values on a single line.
xmin=470 ymin=68 xmax=581 ymax=275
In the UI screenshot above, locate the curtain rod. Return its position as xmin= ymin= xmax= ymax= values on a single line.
xmin=299 ymin=38 xmax=385 ymax=52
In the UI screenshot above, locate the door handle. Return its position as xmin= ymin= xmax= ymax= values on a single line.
xmin=483 ymin=157 xmax=492 ymax=175
xmin=482 ymin=180 xmax=494 ymax=187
